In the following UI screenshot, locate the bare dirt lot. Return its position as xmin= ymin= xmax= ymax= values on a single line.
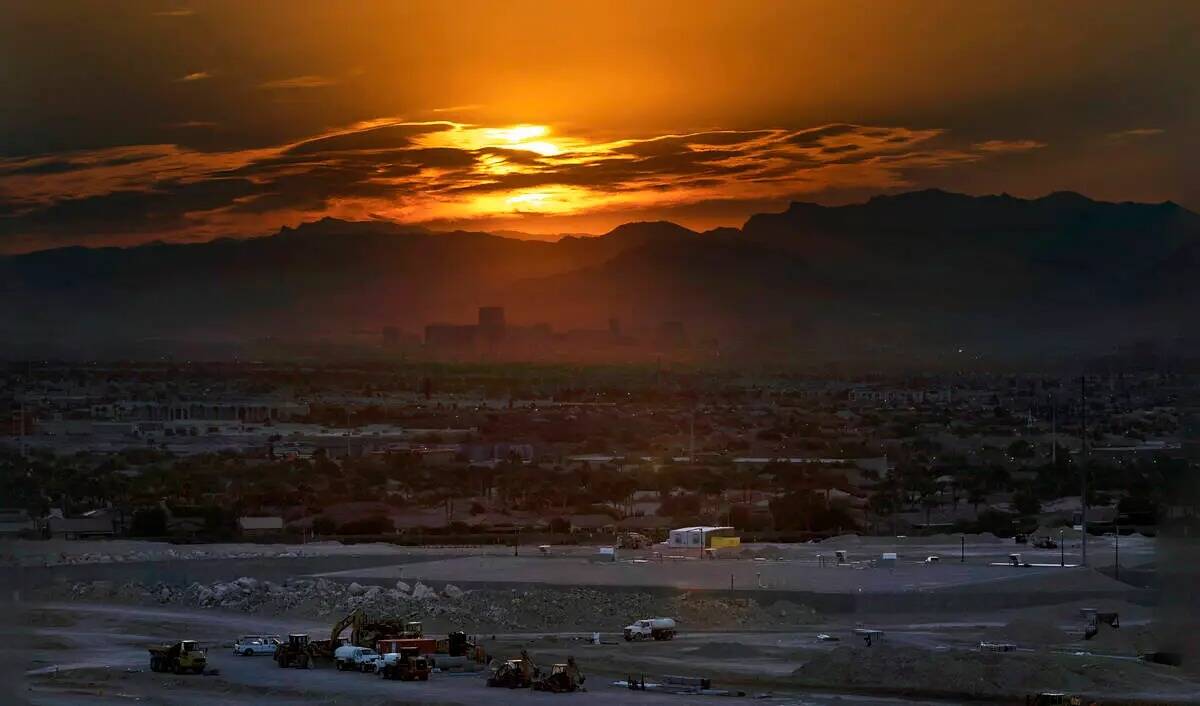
xmin=2 ymin=535 xmax=1193 ymax=706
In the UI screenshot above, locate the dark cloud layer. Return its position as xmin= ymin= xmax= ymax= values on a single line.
xmin=0 ymin=119 xmax=1054 ymax=250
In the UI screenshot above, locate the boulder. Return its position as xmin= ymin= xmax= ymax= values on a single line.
xmin=442 ymin=584 xmax=465 ymax=600
xmin=411 ymin=582 xmax=438 ymax=601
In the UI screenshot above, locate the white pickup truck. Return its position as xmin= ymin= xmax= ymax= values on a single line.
xmin=623 ymin=617 xmax=677 ymax=641
xmin=334 ymin=645 xmax=381 ymax=672
xmin=232 ymin=635 xmax=280 ymax=656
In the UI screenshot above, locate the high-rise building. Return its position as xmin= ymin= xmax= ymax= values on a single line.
xmin=479 ymin=306 xmax=506 ymax=342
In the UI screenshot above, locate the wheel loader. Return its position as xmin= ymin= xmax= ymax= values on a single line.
xmin=275 ymin=633 xmax=314 ymax=668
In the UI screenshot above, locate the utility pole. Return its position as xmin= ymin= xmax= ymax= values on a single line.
xmin=688 ymin=408 xmax=695 ymax=464
xmin=1050 ymin=393 xmax=1057 ymax=466
xmin=1080 ymin=375 xmax=1088 ymax=567
xmin=18 ymin=402 xmax=26 ymax=459
xmin=1114 ymin=523 xmax=1119 ymax=581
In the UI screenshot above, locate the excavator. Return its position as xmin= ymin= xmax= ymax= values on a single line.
xmin=314 ymin=608 xmax=424 ymax=659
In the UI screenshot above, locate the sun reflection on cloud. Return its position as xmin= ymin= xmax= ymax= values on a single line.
xmin=0 ymin=115 xmax=1048 ymax=249
xmin=420 ymin=122 xmax=571 ymax=157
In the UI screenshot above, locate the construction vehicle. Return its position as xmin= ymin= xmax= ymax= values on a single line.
xmin=338 ymin=609 xmax=422 ymax=646
xmin=376 ymin=629 xmax=485 ymax=669
xmin=533 ymin=656 xmax=585 ymax=693
xmin=1081 ymin=609 xmax=1119 ymax=640
xmin=379 ymin=646 xmax=431 ymax=680
xmin=148 ymin=640 xmax=207 ymax=674
xmin=275 ymin=633 xmax=314 ymax=669
xmin=623 ymin=617 xmax=676 ymax=641
xmin=487 ymin=649 xmax=538 ymax=688
xmin=315 ymin=608 xmax=425 ymax=660
xmin=334 ymin=644 xmax=381 ymax=672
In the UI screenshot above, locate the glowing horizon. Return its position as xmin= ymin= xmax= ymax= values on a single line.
xmin=0 ymin=1 xmax=1195 ymax=252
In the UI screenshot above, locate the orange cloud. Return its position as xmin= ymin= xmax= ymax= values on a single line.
xmin=0 ymin=119 xmax=1052 ymax=250
xmin=1107 ymin=128 xmax=1165 ymax=140
xmin=258 ymin=75 xmax=338 ymax=90
xmin=972 ymin=139 xmax=1047 ymax=153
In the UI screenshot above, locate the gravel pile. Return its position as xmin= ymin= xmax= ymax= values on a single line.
xmin=6 ymin=547 xmax=307 ymax=567
xmin=61 ymin=578 xmax=819 ymax=632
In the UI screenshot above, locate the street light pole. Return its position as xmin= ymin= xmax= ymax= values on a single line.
xmin=1080 ymin=375 xmax=1089 ymax=567
xmin=1114 ymin=523 xmax=1119 ymax=581
xmin=1060 ymin=529 xmax=1065 ymax=567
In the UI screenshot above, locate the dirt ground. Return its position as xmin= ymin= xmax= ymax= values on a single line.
xmin=2 ymin=535 xmax=1193 ymax=705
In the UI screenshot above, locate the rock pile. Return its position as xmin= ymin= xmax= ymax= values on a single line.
xmin=7 ymin=547 xmax=304 ymax=567
xmin=62 ymin=579 xmax=819 ymax=632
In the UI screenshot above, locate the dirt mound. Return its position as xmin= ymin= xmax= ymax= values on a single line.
xmin=1084 ymin=624 xmax=1154 ymax=655
xmin=996 ymin=616 xmax=1069 ymax=647
xmin=791 ymin=644 xmax=1171 ymax=699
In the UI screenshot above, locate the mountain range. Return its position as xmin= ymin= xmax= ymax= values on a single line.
xmin=3 ymin=189 xmax=1197 ymax=365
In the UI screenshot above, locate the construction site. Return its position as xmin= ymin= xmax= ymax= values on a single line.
xmin=3 ymin=531 xmax=1198 ymax=705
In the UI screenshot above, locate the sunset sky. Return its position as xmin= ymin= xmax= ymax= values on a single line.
xmin=1 ymin=0 xmax=1197 ymax=252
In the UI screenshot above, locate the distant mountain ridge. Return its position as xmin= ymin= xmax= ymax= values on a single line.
xmin=2 ymin=190 xmax=1196 ymax=364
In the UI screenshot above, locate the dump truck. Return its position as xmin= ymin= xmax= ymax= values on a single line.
xmin=148 ymin=640 xmax=207 ymax=674
xmin=275 ymin=633 xmax=314 ymax=669
xmin=379 ymin=646 xmax=431 ymax=681
xmin=533 ymin=656 xmax=585 ymax=693
xmin=623 ymin=617 xmax=676 ymax=641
